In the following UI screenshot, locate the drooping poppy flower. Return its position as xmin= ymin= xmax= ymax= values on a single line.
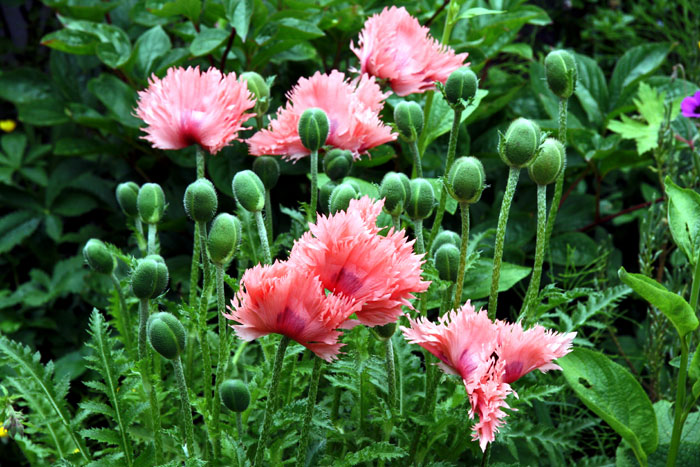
xmin=351 ymin=6 xmax=469 ymax=96
xmin=289 ymin=196 xmax=429 ymax=326
xmin=224 ymin=261 xmax=359 ymax=362
xmin=247 ymin=70 xmax=396 ymax=161
xmin=135 ymin=66 xmax=256 ymax=154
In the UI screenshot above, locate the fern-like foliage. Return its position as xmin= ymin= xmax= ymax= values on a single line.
xmin=335 ymin=441 xmax=407 ymax=466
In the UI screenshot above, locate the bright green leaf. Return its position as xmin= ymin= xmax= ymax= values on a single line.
xmin=0 ymin=210 xmax=42 ymax=254
xmin=456 ymin=7 xmax=504 ymax=20
xmin=41 ymin=29 xmax=98 ymax=55
xmin=664 ymin=176 xmax=700 ymax=264
xmin=461 ymin=259 xmax=530 ymax=300
xmin=609 ymin=43 xmax=671 ymax=110
xmin=420 ymin=89 xmax=488 ymax=153
xmin=225 ymin=0 xmax=254 ymax=41
xmin=190 ymin=27 xmax=229 ymax=56
xmin=132 ymin=25 xmax=171 ymax=78
xmin=87 ymin=74 xmax=141 ymax=128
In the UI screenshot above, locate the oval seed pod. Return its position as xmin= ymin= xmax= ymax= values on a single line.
xmin=207 ymin=213 xmax=242 ymax=265
xmin=445 ymin=67 xmax=478 ymax=106
xmin=241 ymin=71 xmax=270 ymax=115
xmin=323 ymin=148 xmax=354 ymax=181
xmin=430 ymin=230 xmax=461 ymax=257
xmin=148 ymin=312 xmax=186 ymax=360
xmin=183 ymin=178 xmax=218 ymax=223
xmin=252 ymin=156 xmax=280 ymax=190
xmin=380 ymin=172 xmax=410 ymax=216
xmin=447 ymin=156 xmax=485 ymax=204
xmin=394 ymin=101 xmax=424 ymax=141
xmin=544 ymin=50 xmax=577 ymax=99
xmin=116 ymin=182 xmax=140 ymax=217
xmin=319 ymin=181 xmax=338 ymax=214
xmin=131 ymin=255 xmax=169 ymax=299
xmin=232 ymin=170 xmax=265 ymax=212
xmin=298 ymin=108 xmax=330 ymax=152
xmin=406 ymin=178 xmax=435 ymax=220
xmin=137 ymin=183 xmax=166 ymax=224
xmin=220 ymin=379 xmax=251 ymax=412
xmin=83 ymin=239 xmax=115 ymax=275
xmin=374 ymin=322 xmax=397 ymax=341
xmin=434 ymin=243 xmax=461 ymax=282
xmin=528 ymin=138 xmax=565 ymax=186
xmin=329 ymin=183 xmax=358 ymax=214
xmin=501 ymin=118 xmax=541 ymax=168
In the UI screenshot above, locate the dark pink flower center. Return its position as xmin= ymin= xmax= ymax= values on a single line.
xmin=276 ymin=306 xmax=306 ymax=336
xmin=332 ymin=267 xmax=363 ymax=295
xmin=503 ymin=361 xmax=523 ymax=384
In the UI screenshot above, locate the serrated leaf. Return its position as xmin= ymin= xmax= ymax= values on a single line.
xmin=81 ymin=427 xmax=121 ymax=445
xmin=336 ymin=442 xmax=407 ymax=466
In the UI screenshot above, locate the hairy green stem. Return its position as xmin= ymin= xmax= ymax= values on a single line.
xmin=196 ymin=146 xmax=206 ymax=179
xmin=236 ymin=412 xmax=243 ymax=439
xmin=417 ymin=91 xmax=434 ymax=156
xmin=385 ymin=338 xmax=397 ymax=411
xmin=134 ymin=218 xmax=147 ymax=257
xmin=197 ymin=221 xmax=215 ymax=422
xmin=309 ymin=149 xmax=319 ymax=222
xmin=212 ymin=263 xmax=227 ymax=458
xmin=667 ymin=336 xmax=690 ymax=467
xmin=173 ymin=356 xmax=197 ymax=457
xmin=255 ymin=211 xmax=272 ymax=265
xmin=110 ymin=273 xmax=133 ymax=356
xmin=296 ymin=356 xmax=323 ymax=467
xmin=147 ymin=223 xmax=157 ymax=255
xmin=543 ymin=98 xmax=568 ymax=266
xmin=264 ymin=189 xmax=273 ymax=244
xmin=454 ymin=203 xmax=470 ymax=309
xmin=488 ymin=167 xmax=520 ymax=319
xmin=409 ymin=139 xmax=423 ymax=179
xmin=138 ymin=298 xmax=149 ymax=362
xmin=414 ymin=219 xmax=425 ymax=255
xmin=147 ymin=374 xmax=163 ymax=464
xmin=522 ymin=184 xmax=548 ymax=321
xmin=189 ymin=223 xmax=201 ymax=309
xmin=391 ymin=214 xmax=401 ymax=232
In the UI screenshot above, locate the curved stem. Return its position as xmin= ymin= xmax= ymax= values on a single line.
xmin=413 ymin=219 xmax=425 ymax=255
xmin=197 ymin=222 xmax=214 ymax=420
xmin=522 ymin=184 xmax=548 ymax=322
xmin=212 ymin=263 xmax=228 ymax=458
xmin=544 ymin=98 xmax=568 ymax=266
xmin=173 ymin=356 xmax=197 ymax=457
xmin=488 ymin=167 xmax=520 ymax=319
xmin=309 ymin=149 xmax=319 ymax=222
xmin=190 ymin=222 xmax=201 ymax=309
xmin=134 ymin=218 xmax=147 ymax=257
xmin=667 ymin=336 xmax=689 ymax=467
xmin=454 ymin=203 xmax=470 ymax=309
xmin=409 ymin=139 xmax=423 ymax=179
xmin=196 ymin=146 xmax=206 ymax=179
xmin=147 ymin=223 xmax=157 ymax=255
xmin=138 ymin=298 xmax=149 ymax=362
xmin=110 ymin=273 xmax=133 ymax=355
xmin=295 ymin=356 xmax=323 ymax=467
xmin=264 ymin=189 xmax=273 ymax=244
xmin=255 ymin=211 xmax=272 ymax=265
xmin=254 ymin=336 xmax=290 ymax=467
xmin=386 ymin=338 xmax=397 ymax=411
xmin=391 ymin=214 xmax=400 ymax=232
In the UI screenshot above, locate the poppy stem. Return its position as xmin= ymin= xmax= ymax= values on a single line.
xmin=147 ymin=223 xmax=157 ymax=255
xmin=413 ymin=219 xmax=425 ymax=254
xmin=254 ymin=211 xmax=272 ymax=265
xmin=309 ymin=149 xmax=319 ymax=222
xmin=212 ymin=263 xmax=228 ymax=458
xmin=264 ymin=189 xmax=273 ymax=244
xmin=454 ymin=202 xmax=470 ymax=309
xmin=543 ymin=97 xmax=568 ymax=269
xmin=295 ymin=356 xmax=323 ymax=467
xmin=410 ymin=139 xmax=423 ymax=178
xmin=173 ymin=356 xmax=197 ymax=457
xmin=110 ymin=273 xmax=133 ymax=357
xmin=521 ymin=184 xmax=548 ymax=322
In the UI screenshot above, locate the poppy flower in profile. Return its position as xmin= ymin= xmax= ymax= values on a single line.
xmin=224 ymin=261 xmax=359 ymax=362
xmin=247 ymin=70 xmax=396 ymax=161
xmin=681 ymin=90 xmax=700 ymax=118
xmin=135 ymin=66 xmax=256 ymax=154
xmin=351 ymin=6 xmax=469 ymax=96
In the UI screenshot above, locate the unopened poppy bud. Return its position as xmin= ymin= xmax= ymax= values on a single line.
xmin=445 ymin=67 xmax=478 ymax=106
xmin=430 ymin=230 xmax=461 ymax=257
xmin=241 ymin=71 xmax=270 ymax=115
xmin=220 ymin=379 xmax=250 ymax=412
xmin=116 ymin=182 xmax=139 ymax=217
xmin=207 ymin=213 xmax=241 ymax=265
xmin=406 ymin=178 xmax=435 ymax=220
xmin=323 ymin=148 xmax=354 ymax=181
xmin=147 ymin=312 xmax=186 ymax=360
xmin=528 ymin=138 xmax=565 ymax=186
xmin=131 ymin=255 xmax=169 ymax=299
xmin=232 ymin=170 xmax=265 ymax=212
xmin=252 ymin=156 xmax=280 ymax=190
xmin=298 ymin=108 xmax=329 ymax=152
xmin=500 ymin=118 xmax=541 ymax=168
xmin=83 ymin=239 xmax=115 ymax=274
xmin=448 ymin=156 xmax=485 ymax=204
xmin=319 ymin=181 xmax=337 ymax=214
xmin=374 ymin=322 xmax=397 ymax=340
xmin=137 ymin=183 xmax=166 ymax=224
xmin=544 ymin=50 xmax=577 ymax=99
xmin=380 ymin=172 xmax=410 ymax=216
xmin=434 ymin=243 xmax=461 ymax=282
xmin=329 ymin=183 xmax=358 ymax=214
xmin=184 ymin=178 xmax=218 ymax=223
xmin=394 ymin=101 xmax=423 ymax=141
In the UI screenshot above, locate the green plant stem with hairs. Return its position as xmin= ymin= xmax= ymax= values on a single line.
xmin=255 ymin=211 xmax=272 ymax=264
xmin=410 ymin=139 xmax=423 ymax=178
xmin=197 ymin=222 xmax=214 ymax=420
xmin=522 ymin=184 xmax=548 ymax=321
xmin=295 ymin=356 xmax=323 ymax=467
xmin=147 ymin=223 xmax=157 ymax=255
xmin=391 ymin=214 xmax=401 ymax=231
xmin=134 ymin=218 xmax=147 ymax=256
xmin=543 ymin=98 xmax=568 ymax=264
xmin=212 ymin=263 xmax=228 ymax=458
xmin=138 ymin=298 xmax=149 ymax=362
xmin=264 ymin=189 xmax=273 ymax=244
xmin=173 ymin=356 xmax=197 ymax=457
xmin=385 ymin=338 xmax=396 ymax=411
xmin=417 ymin=92 xmax=434 ymax=157
xmin=110 ymin=273 xmax=133 ymax=356
xmin=488 ymin=167 xmax=520 ymax=319
xmin=189 ymin=147 xmax=206 ymax=307
xmin=454 ymin=202 xmax=470 ymax=309
xmin=309 ymin=149 xmax=319 ymax=222
xmin=413 ymin=219 xmax=425 ymax=255
xmin=236 ymin=412 xmax=244 ymax=439
xmin=254 ymin=336 xmax=290 ymax=467
xmin=137 ymin=298 xmax=163 ymax=463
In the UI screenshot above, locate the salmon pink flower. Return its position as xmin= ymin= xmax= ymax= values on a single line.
xmin=247 ymin=70 xmax=396 ymax=161
xmin=351 ymin=6 xmax=469 ymax=96
xmin=224 ymin=261 xmax=359 ymax=361
xmin=289 ymin=196 xmax=429 ymax=326
xmin=135 ymin=66 xmax=256 ymax=154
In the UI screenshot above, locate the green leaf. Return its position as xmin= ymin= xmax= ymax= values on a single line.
xmin=500 ymin=43 xmax=532 ymax=60
xmin=421 ymin=89 xmax=488 ymax=152
xmin=550 ymin=232 xmax=600 ymax=266
xmin=146 ymin=0 xmax=202 ymax=23
xmin=60 ymin=18 xmax=131 ymax=68
xmin=132 ymin=25 xmax=171 ymax=79
xmin=190 ymin=27 xmax=229 ymax=56
xmin=690 ymin=350 xmax=700 ymax=399
xmin=51 ymin=192 xmax=98 ymax=217
xmin=461 ymin=258 xmax=530 ymax=300
xmin=608 ymin=43 xmax=671 ymax=111
xmin=456 ymin=7 xmax=504 ymax=20
xmin=225 ymin=0 xmax=254 ymax=41
xmin=16 ymin=98 xmax=70 ymax=126
xmin=664 ymin=176 xmax=700 ymax=264
xmin=41 ymin=28 xmax=98 ymax=55
xmin=0 ymin=210 xmax=42 ymax=254
xmin=87 ymin=74 xmax=141 ymax=128
xmin=618 ymin=267 xmax=698 ymax=338
xmin=1 ymin=132 xmax=27 ymax=167
xmin=0 ymin=68 xmax=53 ymax=104
xmin=559 ymin=348 xmax=657 ymax=465
xmin=573 ymin=53 xmax=608 ymax=130
xmin=336 ymin=442 xmax=407 ymax=466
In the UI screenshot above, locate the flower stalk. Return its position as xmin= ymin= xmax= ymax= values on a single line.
xmin=295 ymin=356 xmax=323 ymax=467
xmin=173 ymin=356 xmax=197 ymax=457
xmin=522 ymin=184 xmax=548 ymax=321
xmin=453 ymin=202 xmax=470 ymax=309
xmin=543 ymin=98 xmax=568 ymax=262
xmin=255 ymin=211 xmax=272 ymax=264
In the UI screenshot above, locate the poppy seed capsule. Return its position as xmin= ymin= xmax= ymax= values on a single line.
xmin=323 ymin=148 xmax=354 ymax=181
xmin=445 ymin=67 xmax=478 ymax=106
xmin=240 ymin=71 xmax=270 ymax=115
xmin=394 ymin=101 xmax=424 ymax=141
xmin=131 ymin=255 xmax=169 ymax=299
xmin=116 ymin=182 xmax=140 ymax=217
xmin=544 ymin=50 xmax=577 ymax=99
xmin=220 ymin=379 xmax=251 ymax=412
xmin=374 ymin=322 xmax=397 ymax=340
xmin=406 ymin=178 xmax=435 ymax=220
xmin=380 ymin=172 xmax=410 ymax=216
xmin=83 ymin=239 xmax=115 ymax=274
xmin=528 ymin=138 xmax=565 ymax=186
xmin=298 ymin=108 xmax=330 ymax=152
xmin=252 ymin=156 xmax=280 ymax=190
xmin=319 ymin=181 xmax=337 ymax=214
xmin=137 ymin=183 xmax=166 ymax=224
xmin=501 ymin=118 xmax=541 ymax=168
xmin=207 ymin=213 xmax=242 ymax=265
xmin=148 ymin=312 xmax=186 ymax=360
xmin=447 ymin=156 xmax=485 ymax=204
xmin=183 ymin=178 xmax=218 ymax=224
xmin=232 ymin=170 xmax=265 ymax=212
xmin=329 ymin=183 xmax=358 ymax=214
xmin=434 ymin=243 xmax=461 ymax=282
xmin=430 ymin=230 xmax=461 ymax=257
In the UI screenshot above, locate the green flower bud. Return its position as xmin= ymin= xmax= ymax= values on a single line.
xmin=116 ymin=182 xmax=139 ymax=217
xmin=380 ymin=172 xmax=410 ymax=216
xmin=183 ymin=178 xmax=218 ymax=224
xmin=252 ymin=156 xmax=280 ymax=190
xmin=394 ymin=101 xmax=423 ymax=141
xmin=430 ymin=230 xmax=461 ymax=257
xmin=232 ymin=170 xmax=265 ymax=212
xmin=434 ymin=243 xmax=461 ymax=282
xmin=323 ymin=148 xmax=354 ymax=181
xmin=329 ymin=183 xmax=358 ymax=214
xmin=83 ymin=239 xmax=115 ymax=274
xmin=406 ymin=178 xmax=435 ymax=220
xmin=298 ymin=108 xmax=329 ymax=152
xmin=374 ymin=322 xmax=396 ymax=340
xmin=147 ymin=312 xmax=186 ymax=360
xmin=131 ymin=255 xmax=169 ymax=299
xmin=137 ymin=183 xmax=166 ymax=225
xmin=241 ymin=71 xmax=270 ymax=115
xmin=319 ymin=181 xmax=337 ymax=214
xmin=544 ymin=50 xmax=577 ymax=99
xmin=220 ymin=379 xmax=251 ymax=412
xmin=445 ymin=67 xmax=478 ymax=106
xmin=447 ymin=156 xmax=485 ymax=204
xmin=501 ymin=118 xmax=541 ymax=168
xmin=207 ymin=213 xmax=242 ymax=265
xmin=528 ymin=138 xmax=565 ymax=186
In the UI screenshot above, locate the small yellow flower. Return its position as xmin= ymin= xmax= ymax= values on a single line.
xmin=0 ymin=425 xmax=8 ymax=438
xmin=73 ymin=448 xmax=80 ymax=454
xmin=0 ymin=120 xmax=16 ymax=133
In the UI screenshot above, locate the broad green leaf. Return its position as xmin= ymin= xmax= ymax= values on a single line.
xmin=0 ymin=210 xmax=42 ymax=253
xmin=190 ymin=27 xmax=229 ymax=56
xmin=456 ymin=7 xmax=503 ymax=20
xmin=618 ymin=267 xmax=698 ymax=338
xmin=41 ymin=29 xmax=98 ymax=55
xmin=573 ymin=53 xmax=608 ymax=129
xmin=664 ymin=176 xmax=700 ymax=264
xmin=87 ymin=74 xmax=141 ymax=128
xmin=420 ymin=89 xmax=488 ymax=153
xmin=146 ymin=0 xmax=202 ymax=23
xmin=550 ymin=232 xmax=599 ymax=266
xmin=132 ymin=25 xmax=171 ymax=79
xmin=60 ymin=19 xmax=131 ymax=68
xmin=1 ymin=132 xmax=27 ymax=168
xmin=225 ymin=0 xmax=254 ymax=41
xmin=500 ymin=43 xmax=532 ymax=60
xmin=54 ymin=137 xmax=105 ymax=156
xmin=51 ymin=192 xmax=98 ymax=217
xmin=559 ymin=348 xmax=657 ymax=465
xmin=0 ymin=69 xmax=53 ymax=104
xmin=608 ymin=43 xmax=671 ymax=111
xmin=461 ymin=259 xmax=530 ymax=300
xmin=16 ymin=98 xmax=70 ymax=126
xmin=276 ymin=18 xmax=324 ymax=41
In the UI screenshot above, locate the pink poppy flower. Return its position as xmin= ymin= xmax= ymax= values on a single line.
xmin=351 ymin=6 xmax=469 ymax=96
xmin=224 ymin=261 xmax=359 ymax=361
xmin=247 ymin=70 xmax=396 ymax=161
xmin=289 ymin=196 xmax=429 ymax=326
xmin=135 ymin=66 xmax=256 ymax=154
